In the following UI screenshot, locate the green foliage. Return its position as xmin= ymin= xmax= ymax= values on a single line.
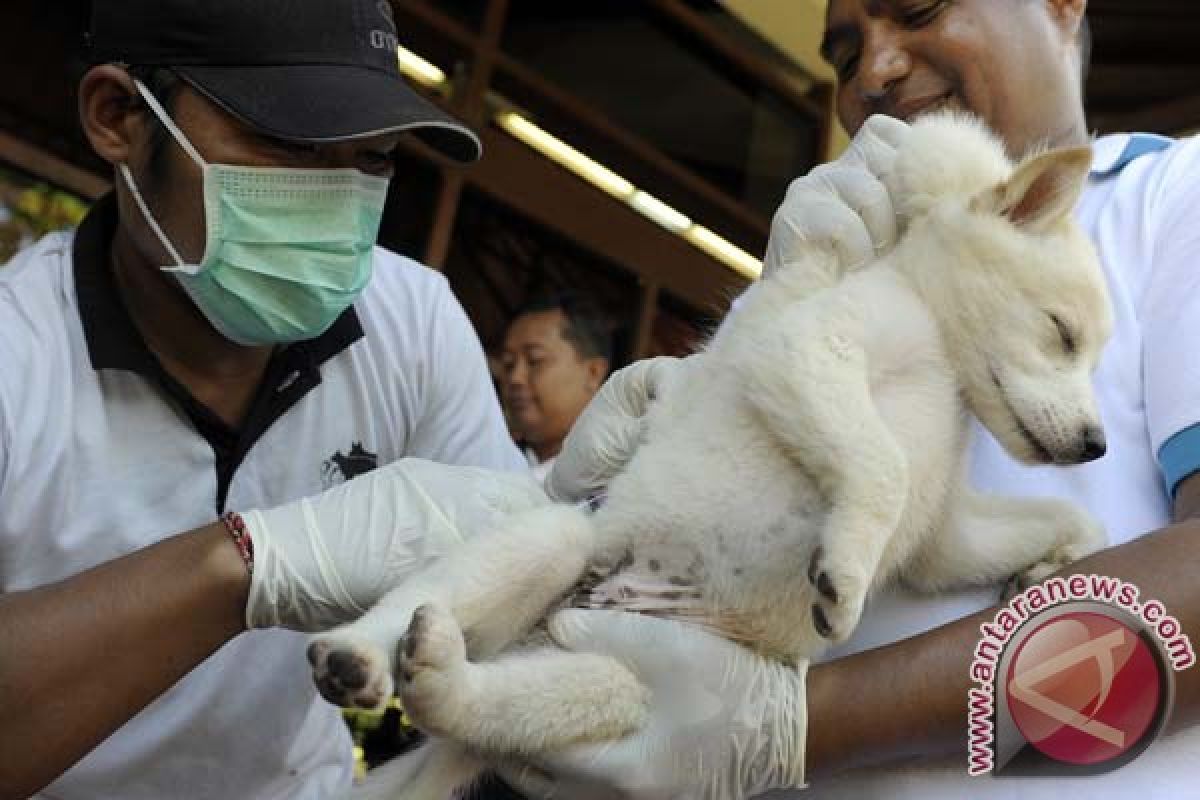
xmin=0 ymin=170 xmax=90 ymax=264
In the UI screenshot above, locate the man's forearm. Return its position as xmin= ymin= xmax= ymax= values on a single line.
xmin=805 ymin=518 xmax=1200 ymax=778
xmin=0 ymin=523 xmax=249 ymax=798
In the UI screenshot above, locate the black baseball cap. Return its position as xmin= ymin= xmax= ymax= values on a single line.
xmin=87 ymin=0 xmax=481 ymax=163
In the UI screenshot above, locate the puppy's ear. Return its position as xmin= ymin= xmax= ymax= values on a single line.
xmin=972 ymin=146 xmax=1093 ymax=232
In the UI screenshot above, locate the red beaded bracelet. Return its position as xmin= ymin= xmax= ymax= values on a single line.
xmin=221 ymin=511 xmax=255 ymax=577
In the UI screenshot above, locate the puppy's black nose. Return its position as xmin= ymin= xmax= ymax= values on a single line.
xmin=1080 ymin=425 xmax=1107 ymax=462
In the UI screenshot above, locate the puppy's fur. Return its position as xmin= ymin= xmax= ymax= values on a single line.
xmin=316 ymin=113 xmax=1113 ymax=798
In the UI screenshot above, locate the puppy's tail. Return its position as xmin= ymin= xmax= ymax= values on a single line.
xmin=345 ymin=742 xmax=485 ymax=800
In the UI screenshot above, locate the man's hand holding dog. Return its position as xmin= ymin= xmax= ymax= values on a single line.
xmin=504 ymin=610 xmax=808 ymax=800
xmin=765 ymin=114 xmax=909 ymax=276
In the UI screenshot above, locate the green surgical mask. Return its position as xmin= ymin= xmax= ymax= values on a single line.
xmin=118 ymin=80 xmax=390 ymax=346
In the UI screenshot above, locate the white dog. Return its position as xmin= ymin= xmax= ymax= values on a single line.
xmin=310 ymin=112 xmax=1113 ymax=798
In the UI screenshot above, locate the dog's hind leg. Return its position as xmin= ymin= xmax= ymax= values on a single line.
xmin=309 ymin=504 xmax=595 ymax=711
xmin=734 ymin=302 xmax=909 ymax=644
xmin=396 ymin=603 xmax=649 ymax=758
xmin=904 ymin=487 xmax=1106 ymax=593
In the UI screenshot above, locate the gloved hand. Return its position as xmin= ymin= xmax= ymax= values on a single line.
xmin=503 ymin=610 xmax=809 ymax=800
xmin=763 ymin=114 xmax=909 ymax=277
xmin=545 ymin=356 xmax=687 ymax=504
xmin=239 ymin=458 xmax=549 ymax=631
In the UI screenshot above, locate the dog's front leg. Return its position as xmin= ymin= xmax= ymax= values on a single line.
xmin=736 ymin=301 xmax=909 ymax=643
xmin=905 ymin=487 xmax=1106 ymax=594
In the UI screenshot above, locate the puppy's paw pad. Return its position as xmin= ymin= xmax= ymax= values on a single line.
xmin=308 ymin=636 xmax=392 ymax=711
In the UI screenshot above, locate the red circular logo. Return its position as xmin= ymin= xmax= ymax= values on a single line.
xmin=1005 ymin=612 xmax=1162 ymax=766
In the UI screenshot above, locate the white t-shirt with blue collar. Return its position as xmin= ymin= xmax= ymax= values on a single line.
xmin=771 ymin=131 xmax=1200 ymax=799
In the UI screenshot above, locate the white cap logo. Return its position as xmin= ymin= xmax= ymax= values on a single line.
xmin=370 ymin=0 xmax=399 ymax=50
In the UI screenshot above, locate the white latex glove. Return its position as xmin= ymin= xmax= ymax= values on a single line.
xmin=763 ymin=114 xmax=909 ymax=277
xmin=240 ymin=458 xmax=549 ymax=631
xmin=545 ymin=356 xmax=686 ymax=504
xmin=503 ymin=610 xmax=808 ymax=800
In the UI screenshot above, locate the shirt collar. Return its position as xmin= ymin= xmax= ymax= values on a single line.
xmin=1090 ymin=133 xmax=1174 ymax=178
xmin=72 ymin=193 xmax=365 ymax=375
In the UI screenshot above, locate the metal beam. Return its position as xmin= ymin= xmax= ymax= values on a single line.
xmin=396 ymin=0 xmax=772 ymax=248
xmin=717 ymin=0 xmax=835 ymax=84
xmin=456 ymin=125 xmax=747 ymax=314
xmin=632 ymin=281 xmax=661 ymax=360
xmin=0 ymin=131 xmax=109 ymax=200
xmin=421 ymin=0 xmax=509 ymax=269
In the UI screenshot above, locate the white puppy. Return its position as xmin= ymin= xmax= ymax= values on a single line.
xmin=312 ymin=112 xmax=1113 ymax=798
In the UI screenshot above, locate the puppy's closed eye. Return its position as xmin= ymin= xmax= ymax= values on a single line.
xmin=1049 ymin=313 xmax=1076 ymax=356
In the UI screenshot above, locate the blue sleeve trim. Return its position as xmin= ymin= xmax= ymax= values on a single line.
xmin=1158 ymin=422 xmax=1200 ymax=497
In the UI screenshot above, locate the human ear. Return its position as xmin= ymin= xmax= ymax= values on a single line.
xmin=78 ymin=64 xmax=144 ymax=167
xmin=1044 ymin=0 xmax=1087 ymax=42
xmin=584 ymin=358 xmax=610 ymax=392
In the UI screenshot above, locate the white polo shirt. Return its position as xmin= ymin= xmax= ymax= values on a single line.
xmin=769 ymin=133 xmax=1200 ymax=798
xmin=0 ymin=196 xmax=525 ymax=799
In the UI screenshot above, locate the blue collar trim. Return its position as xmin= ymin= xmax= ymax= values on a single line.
xmin=1091 ymin=134 xmax=1173 ymax=177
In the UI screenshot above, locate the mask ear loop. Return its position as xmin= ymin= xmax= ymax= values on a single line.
xmin=118 ymin=80 xmax=210 ymax=274
xmin=118 ymin=163 xmax=188 ymax=270
xmin=132 ymin=80 xmax=208 ymax=169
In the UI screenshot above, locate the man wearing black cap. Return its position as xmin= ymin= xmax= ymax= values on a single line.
xmin=0 ymin=1 xmax=548 ymax=797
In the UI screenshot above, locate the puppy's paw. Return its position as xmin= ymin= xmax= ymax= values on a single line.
xmin=1063 ymin=511 xmax=1108 ymax=561
xmin=1013 ymin=511 xmax=1107 ymax=593
xmin=1013 ymin=544 xmax=1093 ymax=592
xmin=307 ymin=636 xmax=393 ymax=711
xmin=396 ymin=603 xmax=470 ymax=736
xmin=807 ymin=546 xmax=869 ymax=643
xmin=1008 ymin=561 xmax=1059 ymax=597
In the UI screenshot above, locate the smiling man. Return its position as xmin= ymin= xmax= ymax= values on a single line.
xmin=795 ymin=4 xmax=1200 ymax=797
xmin=821 ymin=0 xmax=1092 ymax=156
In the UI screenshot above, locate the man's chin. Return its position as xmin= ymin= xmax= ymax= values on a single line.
xmin=511 ymin=421 xmax=544 ymax=444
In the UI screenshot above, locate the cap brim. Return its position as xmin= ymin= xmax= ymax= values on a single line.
xmin=174 ymin=64 xmax=482 ymax=163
